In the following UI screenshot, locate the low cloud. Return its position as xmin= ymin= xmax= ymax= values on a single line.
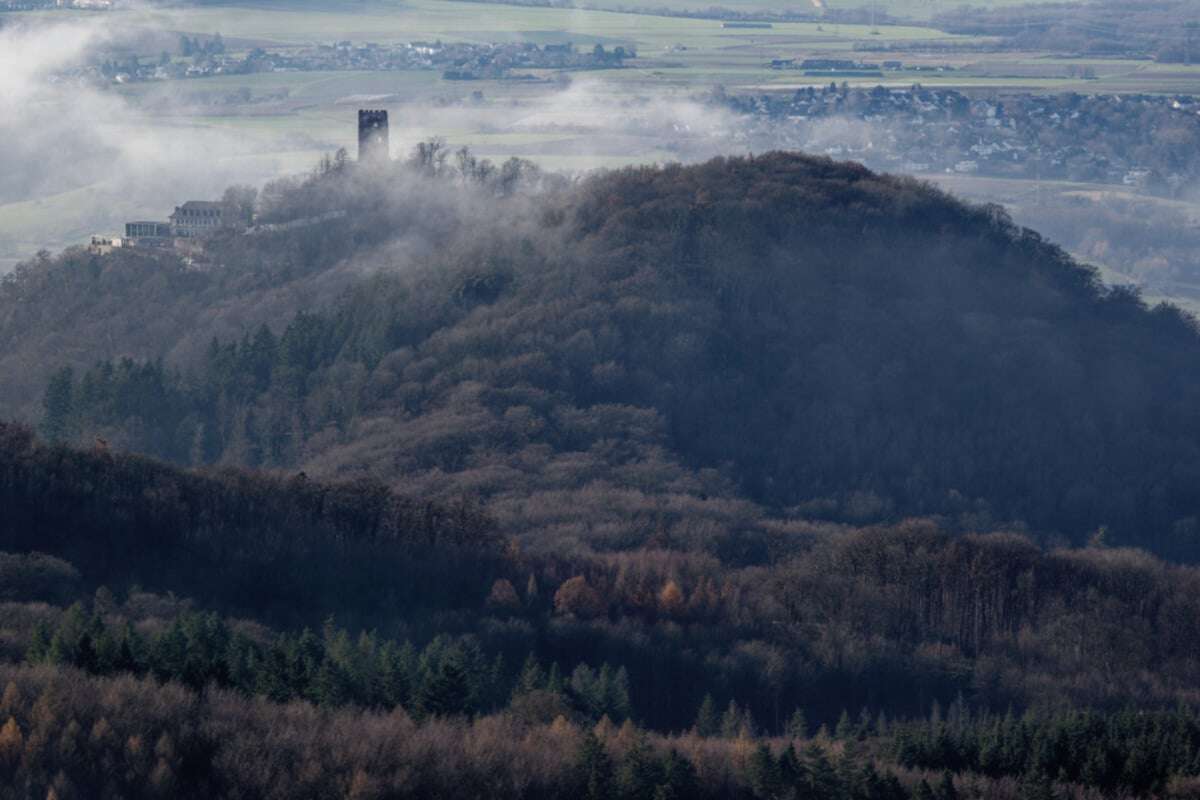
xmin=0 ymin=13 xmax=311 ymax=268
xmin=0 ymin=12 xmax=881 ymax=269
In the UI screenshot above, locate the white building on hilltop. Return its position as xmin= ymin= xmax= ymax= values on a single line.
xmin=170 ymin=201 xmax=227 ymax=237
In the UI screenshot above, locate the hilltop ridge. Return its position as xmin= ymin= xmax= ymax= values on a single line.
xmin=5 ymin=150 xmax=1200 ymax=557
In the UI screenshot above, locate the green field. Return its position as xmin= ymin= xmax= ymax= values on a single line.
xmin=535 ymin=0 xmax=1070 ymax=21
xmin=116 ymin=0 xmax=966 ymax=57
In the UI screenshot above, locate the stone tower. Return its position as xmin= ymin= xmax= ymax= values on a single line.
xmin=358 ymin=109 xmax=389 ymax=162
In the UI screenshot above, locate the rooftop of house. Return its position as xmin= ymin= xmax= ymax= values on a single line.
xmin=174 ymin=201 xmax=223 ymax=214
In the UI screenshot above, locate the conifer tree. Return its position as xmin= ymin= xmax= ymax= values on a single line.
xmin=616 ymin=732 xmax=660 ymax=800
xmin=695 ymin=694 xmax=719 ymax=737
xmin=93 ymin=625 xmax=121 ymax=674
xmin=571 ymin=664 xmax=605 ymax=718
xmin=835 ymin=709 xmax=854 ymax=740
xmin=1020 ymin=772 xmax=1056 ymax=800
xmin=546 ymin=662 xmax=564 ymax=694
xmin=658 ymin=749 xmax=698 ymax=799
xmin=576 ymin=730 xmax=613 ymax=800
xmin=805 ymin=742 xmax=838 ymax=800
xmin=721 ymin=700 xmax=743 ymax=739
xmin=778 ymin=743 xmax=803 ymax=786
xmin=41 ymin=367 xmax=76 ymax=443
xmin=746 ymin=743 xmax=781 ymax=799
xmin=25 ymin=621 xmax=50 ymax=664
xmin=314 ymin=659 xmax=351 ymax=707
xmin=857 ymin=707 xmax=874 ymax=738
xmin=416 ymin=657 xmax=469 ymax=718
xmin=786 ymin=708 xmax=808 ymax=740
xmin=937 ymin=770 xmax=958 ymax=800
xmin=254 ymin=645 xmax=293 ymax=703
xmin=609 ymin=666 xmax=632 ymax=721
xmin=597 ymin=663 xmax=615 ymax=715
xmin=515 ymin=653 xmax=546 ymax=697
xmin=488 ymin=653 xmax=507 ymax=706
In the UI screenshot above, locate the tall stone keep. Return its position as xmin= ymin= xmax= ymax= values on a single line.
xmin=358 ymin=109 xmax=389 ymax=162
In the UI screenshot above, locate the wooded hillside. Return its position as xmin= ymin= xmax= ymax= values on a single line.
xmin=9 ymin=151 xmax=1200 ymax=557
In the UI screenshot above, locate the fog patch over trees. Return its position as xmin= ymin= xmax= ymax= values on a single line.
xmin=0 ymin=12 xmax=851 ymax=272
xmin=0 ymin=16 xmax=280 ymax=265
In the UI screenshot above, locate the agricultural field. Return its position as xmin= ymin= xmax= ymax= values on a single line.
xmin=116 ymin=0 xmax=972 ymax=73
xmin=543 ymin=0 xmax=1068 ymax=21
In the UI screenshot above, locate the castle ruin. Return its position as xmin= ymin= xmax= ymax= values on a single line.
xmin=358 ymin=109 xmax=389 ymax=162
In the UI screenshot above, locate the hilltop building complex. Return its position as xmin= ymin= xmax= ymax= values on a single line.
xmin=93 ymin=111 xmax=385 ymax=256
xmin=170 ymin=201 xmax=227 ymax=237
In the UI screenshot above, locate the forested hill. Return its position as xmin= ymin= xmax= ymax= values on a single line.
xmin=15 ymin=154 xmax=1200 ymax=798
xmin=12 ymin=426 xmax=1200 ymax=797
xmin=0 ymin=422 xmax=498 ymax=628
xmin=6 ymin=150 xmax=1200 ymax=557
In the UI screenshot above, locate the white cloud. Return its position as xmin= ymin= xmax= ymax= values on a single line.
xmin=0 ymin=13 xmax=305 ymax=267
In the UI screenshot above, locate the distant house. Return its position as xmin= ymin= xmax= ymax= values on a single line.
xmin=1123 ymin=169 xmax=1151 ymax=187
xmin=800 ymin=59 xmax=859 ymax=71
xmin=124 ymin=221 xmax=172 ymax=240
xmin=88 ymin=235 xmax=123 ymax=255
xmin=170 ymin=201 xmax=226 ymax=237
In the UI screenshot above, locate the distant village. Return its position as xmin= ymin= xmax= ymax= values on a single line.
xmin=726 ymin=85 xmax=1200 ymax=194
xmin=0 ymin=0 xmax=112 ymax=9
xmin=767 ymin=57 xmax=956 ymax=78
xmin=70 ymin=38 xmax=632 ymax=86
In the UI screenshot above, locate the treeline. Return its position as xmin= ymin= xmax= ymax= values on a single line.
xmin=25 ymin=603 xmax=634 ymax=724
xmin=40 ymin=304 xmax=445 ymax=468
xmin=14 ymin=577 xmax=1200 ymax=798
xmin=0 ymin=661 xmax=888 ymax=800
xmin=17 ymin=426 xmax=1200 ymax=734
xmin=178 ymin=33 xmax=225 ymax=57
xmin=893 ymin=706 xmax=1200 ymax=796
xmin=933 ymin=0 xmax=1197 ymax=61
xmin=9 ymin=432 xmax=1200 ymax=796
xmin=0 ymin=422 xmax=499 ymax=627
xmin=1008 ymin=195 xmax=1200 ymax=306
xmin=3 ymin=660 xmax=1200 ymax=799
